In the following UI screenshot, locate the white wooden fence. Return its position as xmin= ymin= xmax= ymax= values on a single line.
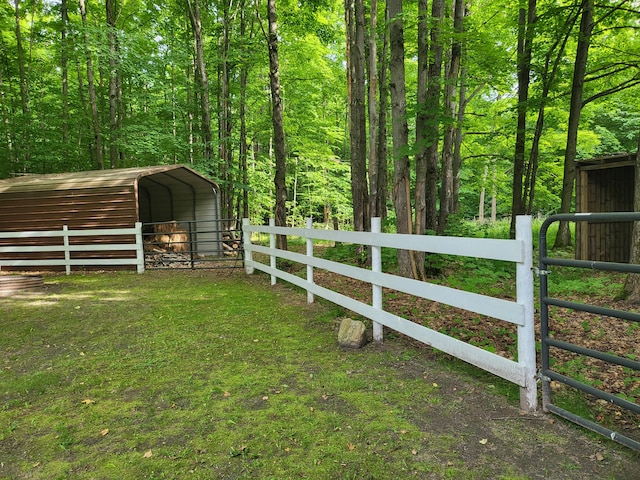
xmin=0 ymin=223 xmax=145 ymax=274
xmin=242 ymin=216 xmax=537 ymax=412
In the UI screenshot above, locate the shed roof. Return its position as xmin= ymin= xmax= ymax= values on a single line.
xmin=576 ymin=152 xmax=636 ymax=168
xmin=0 ymin=165 xmax=218 ymax=194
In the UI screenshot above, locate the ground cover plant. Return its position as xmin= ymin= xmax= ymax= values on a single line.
xmin=1 ymin=269 xmax=638 ymax=479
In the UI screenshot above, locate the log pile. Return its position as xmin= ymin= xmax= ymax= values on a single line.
xmin=145 ymin=221 xmax=190 ymax=253
xmin=222 ymin=231 xmax=241 ymax=256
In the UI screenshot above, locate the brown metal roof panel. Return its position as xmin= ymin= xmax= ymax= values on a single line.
xmin=0 ymin=165 xmax=216 ymax=194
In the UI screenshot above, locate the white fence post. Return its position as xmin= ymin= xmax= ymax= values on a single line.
xmin=63 ymin=225 xmax=71 ymax=275
xmin=306 ymin=217 xmax=314 ymax=304
xmin=243 ymin=218 xmax=254 ymax=275
xmin=371 ymin=217 xmax=383 ymax=342
xmin=269 ymin=218 xmax=276 ymax=285
xmin=516 ymin=215 xmax=537 ymax=412
xmin=134 ymin=222 xmax=145 ymax=274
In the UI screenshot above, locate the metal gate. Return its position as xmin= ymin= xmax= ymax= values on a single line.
xmin=539 ymin=212 xmax=640 ymax=451
xmin=143 ymin=219 xmax=244 ymax=270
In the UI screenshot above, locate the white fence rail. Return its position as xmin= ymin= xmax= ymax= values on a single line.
xmin=242 ymin=216 xmax=537 ymax=412
xmin=0 ymin=223 xmax=144 ymax=274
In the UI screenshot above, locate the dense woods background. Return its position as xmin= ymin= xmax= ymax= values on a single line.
xmin=1 ymin=0 xmax=639 ymax=257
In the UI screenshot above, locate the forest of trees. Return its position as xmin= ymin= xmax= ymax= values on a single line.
xmin=1 ymin=0 xmax=639 ymax=263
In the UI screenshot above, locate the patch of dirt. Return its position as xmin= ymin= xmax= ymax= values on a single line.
xmin=349 ymin=338 xmax=639 ymax=479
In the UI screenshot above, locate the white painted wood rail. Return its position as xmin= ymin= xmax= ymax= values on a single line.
xmin=243 ymin=216 xmax=537 ymax=412
xmin=0 ymin=223 xmax=145 ymax=274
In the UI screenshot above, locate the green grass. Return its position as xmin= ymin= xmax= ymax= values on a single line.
xmin=1 ymin=271 xmax=638 ymax=479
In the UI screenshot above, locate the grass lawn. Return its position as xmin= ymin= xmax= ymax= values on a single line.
xmin=1 ymin=270 xmax=638 ymax=479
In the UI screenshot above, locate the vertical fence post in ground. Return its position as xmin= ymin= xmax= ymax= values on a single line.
xmin=306 ymin=217 xmax=314 ymax=304
xmin=242 ymin=218 xmax=254 ymax=275
xmin=63 ymin=225 xmax=71 ymax=275
xmin=269 ymin=218 xmax=277 ymax=285
xmin=516 ymin=215 xmax=537 ymax=413
xmin=371 ymin=217 xmax=383 ymax=342
xmin=134 ymin=222 xmax=145 ymax=273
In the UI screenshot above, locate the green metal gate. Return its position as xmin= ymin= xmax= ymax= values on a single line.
xmin=539 ymin=212 xmax=640 ymax=451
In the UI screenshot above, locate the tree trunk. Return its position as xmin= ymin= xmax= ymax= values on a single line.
xmin=554 ymin=0 xmax=593 ymax=249
xmin=186 ymin=0 xmax=214 ymax=164
xmin=510 ymin=0 xmax=536 ymax=238
xmin=266 ymin=0 xmax=287 ymax=250
xmin=106 ymin=0 xmax=120 ymax=169
xmin=452 ymin=63 xmax=469 ymax=214
xmin=623 ymin=134 xmax=640 ymax=302
xmin=0 ymin=66 xmax=14 ymax=176
xmin=79 ymin=0 xmax=104 ymax=169
xmin=437 ymin=0 xmax=464 ymax=233
xmin=376 ymin=6 xmax=389 ymax=221
xmin=239 ymin=1 xmax=249 ymax=220
xmin=219 ymin=0 xmax=235 ymax=222
xmin=367 ymin=0 xmax=380 ymax=219
xmin=14 ymin=0 xmax=30 ymax=169
xmin=425 ymin=0 xmax=444 ymax=233
xmin=346 ymin=0 xmax=369 ymax=233
xmin=413 ymin=0 xmax=429 ymax=279
xmin=388 ymin=0 xmax=415 ymax=278
xmin=61 ymin=0 xmax=69 ymax=169
xmin=522 ymin=9 xmax=576 ymax=215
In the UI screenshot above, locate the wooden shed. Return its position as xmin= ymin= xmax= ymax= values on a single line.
xmin=0 ymin=165 xmax=222 ymax=269
xmin=575 ymin=152 xmax=636 ymax=263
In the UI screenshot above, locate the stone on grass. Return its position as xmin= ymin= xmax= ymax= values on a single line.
xmin=338 ymin=318 xmax=367 ymax=349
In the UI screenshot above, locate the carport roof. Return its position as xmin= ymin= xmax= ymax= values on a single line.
xmin=0 ymin=165 xmax=218 ymax=194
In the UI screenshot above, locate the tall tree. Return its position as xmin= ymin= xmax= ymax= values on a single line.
xmin=388 ymin=0 xmax=416 ymax=278
xmin=437 ymin=0 xmax=465 ymax=233
xmin=346 ymin=0 xmax=369 ymax=232
xmin=521 ymin=6 xmax=577 ymax=215
xmin=106 ymin=0 xmax=120 ymax=169
xmin=13 ymin=0 xmax=30 ymax=169
xmin=554 ymin=0 xmax=594 ymax=248
xmin=186 ymin=0 xmax=214 ymax=164
xmin=414 ymin=0 xmax=429 ymax=245
xmin=61 ymin=0 xmax=70 ymax=168
xmin=367 ymin=0 xmax=381 ymax=219
xmin=219 ymin=0 xmax=235 ymax=222
xmin=375 ymin=3 xmax=389 ymax=221
xmin=79 ymin=0 xmax=104 ymax=169
xmin=265 ymin=0 xmax=287 ymax=249
xmin=425 ymin=0 xmax=444 ymax=233
xmin=510 ymin=0 xmax=536 ymax=238
xmin=623 ymin=131 xmax=640 ymax=302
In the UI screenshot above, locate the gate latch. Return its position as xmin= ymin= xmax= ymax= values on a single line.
xmin=532 ymin=267 xmax=551 ymax=277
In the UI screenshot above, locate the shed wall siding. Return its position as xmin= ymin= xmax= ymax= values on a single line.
xmin=576 ymin=159 xmax=634 ymax=263
xmin=0 ymin=186 xmax=138 ymax=231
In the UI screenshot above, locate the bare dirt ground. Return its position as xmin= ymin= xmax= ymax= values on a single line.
xmin=361 ymin=337 xmax=639 ymax=479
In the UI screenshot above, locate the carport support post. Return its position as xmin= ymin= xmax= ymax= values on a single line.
xmin=269 ymin=218 xmax=276 ymax=285
xmin=516 ymin=215 xmax=537 ymax=413
xmin=306 ymin=218 xmax=314 ymax=304
xmin=242 ymin=218 xmax=254 ymax=275
xmin=371 ymin=217 xmax=383 ymax=342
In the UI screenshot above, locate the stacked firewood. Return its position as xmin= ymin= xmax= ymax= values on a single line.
xmin=144 ymin=221 xmax=190 ymax=253
xmin=222 ymin=231 xmax=241 ymax=256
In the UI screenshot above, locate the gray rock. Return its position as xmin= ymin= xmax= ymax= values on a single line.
xmin=338 ymin=318 xmax=367 ymax=348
